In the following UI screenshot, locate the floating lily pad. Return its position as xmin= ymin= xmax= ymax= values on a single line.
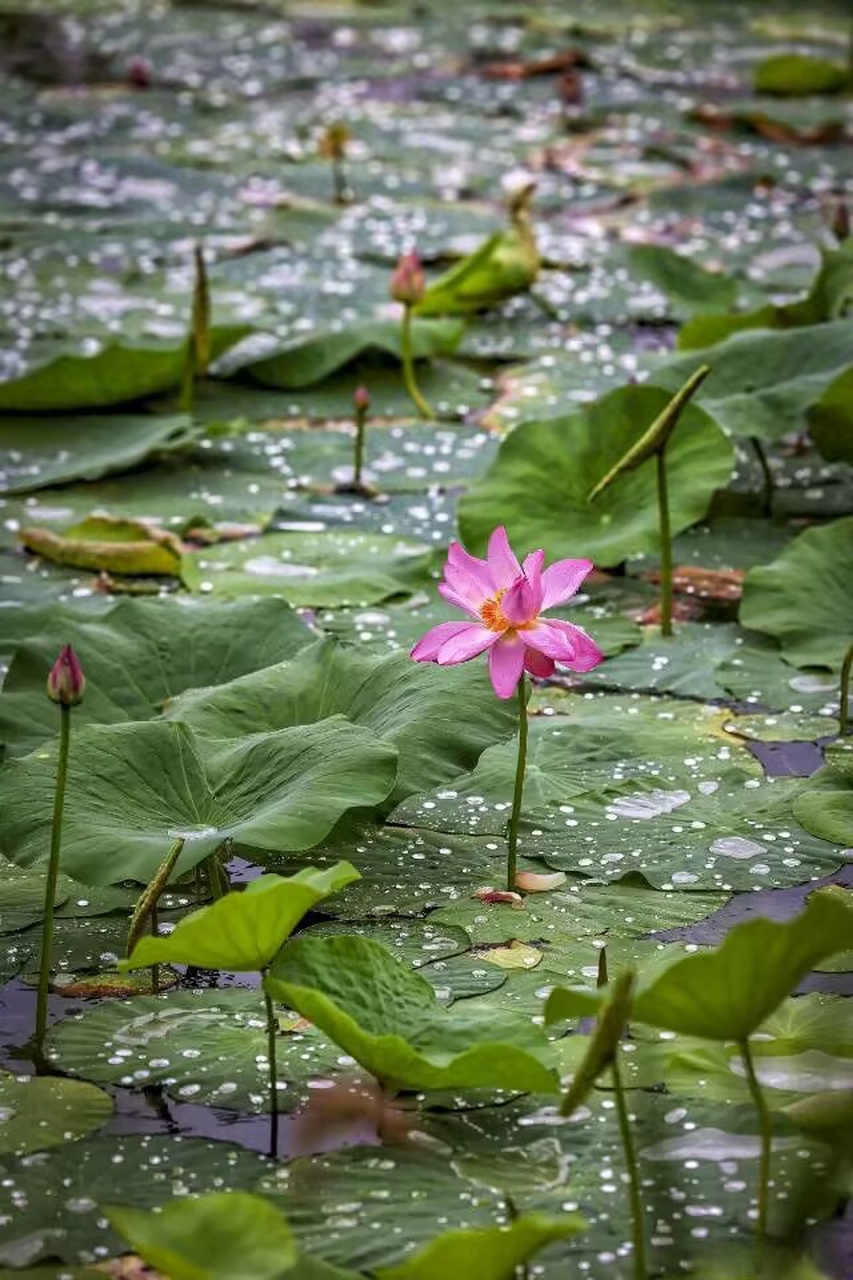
xmin=0 ymin=328 xmax=248 ymax=413
xmin=459 ymin=384 xmax=733 ymax=567
xmin=0 ymin=1073 xmax=113 ymax=1156
xmin=242 ymin=318 xmax=464 ymax=389
xmin=792 ymin=740 xmax=853 ymax=846
xmin=20 ymin=516 xmax=187 ymax=579
xmin=0 ymin=718 xmax=398 ymax=885
xmin=0 ymin=414 xmax=197 ymax=496
xmin=187 ymin=529 xmax=435 ymax=607
xmin=0 ymin=1135 xmax=270 ymax=1267
xmin=47 ymin=988 xmax=344 ymax=1115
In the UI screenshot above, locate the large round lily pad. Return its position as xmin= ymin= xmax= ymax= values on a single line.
xmin=0 ymin=717 xmax=398 ymax=885
xmin=0 ymin=1073 xmax=113 ymax=1156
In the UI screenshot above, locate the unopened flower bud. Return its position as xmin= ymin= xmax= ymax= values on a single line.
xmin=127 ymin=56 xmax=152 ymax=89
xmin=47 ymin=645 xmax=85 ymax=707
xmin=353 ymin=385 xmax=370 ymax=413
xmin=390 ymin=251 xmax=425 ymax=306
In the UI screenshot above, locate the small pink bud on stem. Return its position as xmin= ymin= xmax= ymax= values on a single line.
xmin=46 ymin=644 xmax=85 ymax=707
xmin=36 ymin=644 xmax=85 ymax=1060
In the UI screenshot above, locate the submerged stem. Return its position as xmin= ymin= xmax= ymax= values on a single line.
xmin=35 ymin=704 xmax=71 ymax=1058
xmin=506 ymin=676 xmax=529 ymax=891
xmin=612 ymin=1052 xmax=647 ymax=1280
xmin=740 ymin=1036 xmax=773 ymax=1243
xmin=354 ymin=407 xmax=366 ymax=487
xmin=150 ymin=903 xmax=160 ymax=996
xmin=750 ymin=436 xmax=774 ymax=518
xmin=840 ymin=642 xmax=853 ymax=736
xmin=401 ymin=304 xmax=434 ymax=420
xmin=656 ymin=447 xmax=673 ymax=638
xmin=264 ymin=982 xmax=279 ymax=1159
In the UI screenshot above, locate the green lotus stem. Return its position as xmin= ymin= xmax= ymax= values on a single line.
xmin=740 ymin=1037 xmax=773 ymax=1243
xmin=750 ymin=436 xmax=774 ymax=519
xmin=127 ymin=838 xmax=185 ymax=957
xmin=206 ymin=852 xmax=228 ymax=900
xmin=35 ymin=704 xmax=71 ymax=1057
xmin=506 ymin=677 xmax=529 ymax=891
xmin=656 ymin=447 xmax=674 ymax=638
xmin=354 ymin=405 xmax=367 ymax=487
xmin=840 ymin=642 xmax=853 ymax=736
xmin=333 ymin=155 xmax=348 ymax=205
xmin=264 ymin=984 xmax=279 ymax=1159
xmin=612 ymin=1052 xmax=647 ymax=1280
xmin=150 ymin=903 xmax=160 ymax=996
xmin=401 ymin=304 xmax=434 ymax=420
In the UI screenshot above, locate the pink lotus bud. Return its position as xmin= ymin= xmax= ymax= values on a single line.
xmin=353 ymin=385 xmax=370 ymax=412
xmin=47 ymin=645 xmax=85 ymax=707
xmin=514 ymin=870 xmax=567 ymax=893
xmin=474 ymin=887 xmax=524 ymax=909
xmin=127 ymin=56 xmax=152 ymax=89
xmin=390 ymin=251 xmax=425 ymax=306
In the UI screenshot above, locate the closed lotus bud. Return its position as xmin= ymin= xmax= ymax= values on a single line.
xmin=390 ymin=251 xmax=425 ymax=306
xmin=47 ymin=645 xmax=85 ymax=707
xmin=127 ymin=56 xmax=152 ymax=89
xmin=353 ymin=385 xmax=370 ymax=412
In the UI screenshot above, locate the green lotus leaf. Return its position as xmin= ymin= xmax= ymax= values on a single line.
xmin=186 ymin=528 xmax=435 ymax=607
xmin=0 ymin=413 xmax=197 ymax=496
xmin=242 ymin=318 xmax=463 ymax=389
xmin=166 ymin=637 xmax=515 ymax=802
xmin=678 ymin=242 xmax=853 ymax=350
xmin=376 ymin=1212 xmax=584 ymax=1280
xmin=107 ymin=1192 xmax=298 ymax=1280
xmin=627 ymin=244 xmax=738 ymax=316
xmin=754 ymin=53 xmax=850 ymax=97
xmin=792 ymin=741 xmax=853 ymax=845
xmin=46 ymin=988 xmax=344 ymax=1114
xmin=0 ymin=327 xmax=248 ymax=412
xmin=265 ymin=934 xmax=558 ymax=1094
xmin=0 ymin=1073 xmax=113 ymax=1156
xmin=653 ymin=320 xmax=853 ymax=442
xmin=458 ymin=384 xmax=733 ymax=567
xmin=121 ymin=863 xmax=360 ymax=973
xmin=0 ymin=1135 xmax=271 ymax=1266
xmin=739 ymin=517 xmax=853 ymax=669
xmin=0 ymin=596 xmax=311 ymax=757
xmin=0 ymin=718 xmax=397 ymax=885
xmin=545 ymin=887 xmax=853 ymax=1040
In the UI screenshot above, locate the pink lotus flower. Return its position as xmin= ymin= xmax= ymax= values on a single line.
xmin=411 ymin=527 xmax=603 ymax=698
xmin=390 ymin=251 xmax=426 ymax=306
xmin=46 ymin=644 xmax=86 ymax=707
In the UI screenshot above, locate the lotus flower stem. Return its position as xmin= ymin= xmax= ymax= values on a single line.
xmin=840 ymin=642 xmax=852 ymax=736
xmin=750 ymin=436 xmax=774 ymax=518
xmin=127 ymin=837 xmax=185 ymax=957
xmin=150 ymin=904 xmax=160 ymax=996
xmin=263 ymin=984 xmax=279 ymax=1158
xmin=206 ymin=852 xmax=228 ymax=900
xmin=739 ymin=1037 xmax=772 ymax=1242
xmin=401 ymin=304 xmax=434 ymax=420
xmin=612 ymin=1052 xmax=647 ymax=1280
xmin=506 ymin=676 xmax=530 ymax=891
xmin=656 ymin=448 xmax=674 ymax=637
xmin=35 ymin=704 xmax=71 ymax=1057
